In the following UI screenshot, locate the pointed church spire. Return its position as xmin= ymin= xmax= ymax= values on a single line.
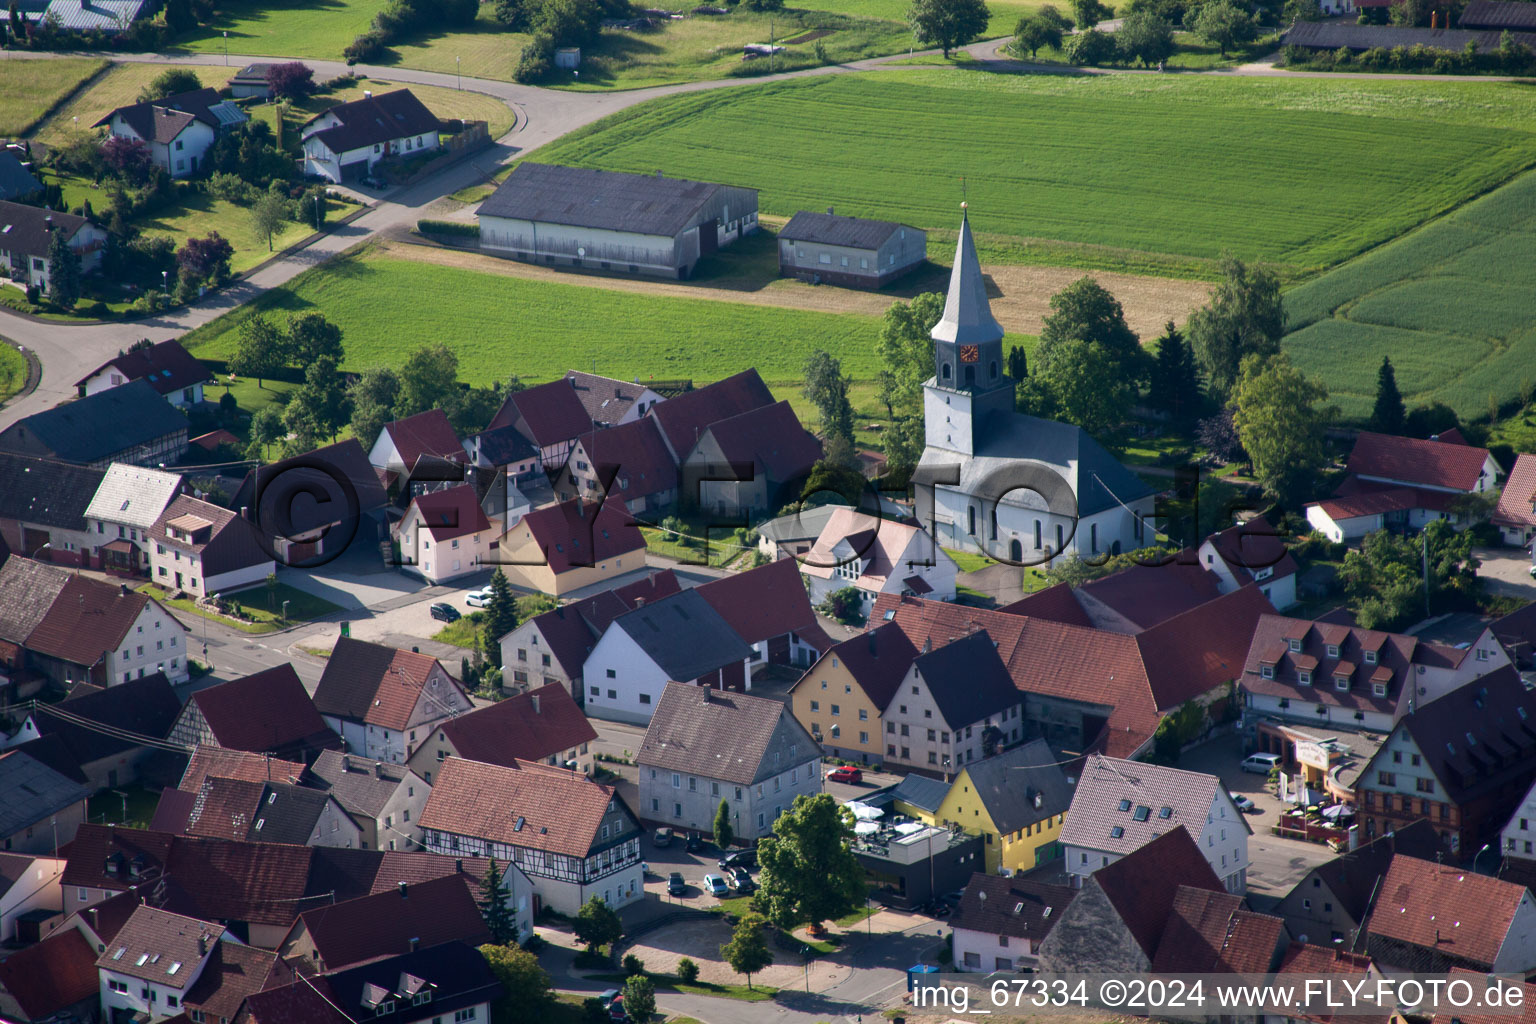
xmin=931 ymin=203 xmax=1004 ymax=345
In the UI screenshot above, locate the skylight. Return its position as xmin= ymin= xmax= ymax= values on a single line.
xmin=1133 ymin=806 xmax=1151 ymax=821
xmin=1158 ymin=806 xmax=1172 ymax=819
xmin=168 ymin=962 xmax=182 ymax=975
xmin=1117 ymin=799 xmax=1131 ymax=812
xmin=137 ymin=953 xmax=149 ymax=966
xmin=1110 ymin=826 xmax=1124 ymax=838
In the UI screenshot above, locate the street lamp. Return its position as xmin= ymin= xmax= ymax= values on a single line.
xmin=456 ymin=55 xmax=461 ymax=91
xmin=161 ymin=270 xmax=168 ymax=294
xmin=800 ymin=945 xmax=811 ymax=993
xmin=1474 ymin=842 xmax=1493 ymax=875
xmin=223 ymin=30 xmax=228 ymax=65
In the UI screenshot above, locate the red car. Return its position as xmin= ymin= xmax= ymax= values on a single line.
xmin=826 ymin=766 xmax=863 ymax=784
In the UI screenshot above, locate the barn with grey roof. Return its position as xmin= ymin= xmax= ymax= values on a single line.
xmin=477 ymin=163 xmax=759 ymax=279
xmin=778 ymin=209 xmax=926 ymax=289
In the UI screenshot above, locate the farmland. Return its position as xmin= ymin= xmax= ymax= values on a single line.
xmin=531 ymin=71 xmax=1536 ymax=277
xmin=0 ymin=59 xmax=106 ymax=138
xmin=794 ymin=0 xmax=1040 ymax=38
xmin=31 ymin=63 xmax=236 ymax=146
xmin=1283 ymin=170 xmax=1536 ymax=424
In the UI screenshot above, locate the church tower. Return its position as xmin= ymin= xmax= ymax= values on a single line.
xmin=923 ymin=205 xmax=1015 ymax=456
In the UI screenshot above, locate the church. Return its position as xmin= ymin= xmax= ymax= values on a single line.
xmin=914 ymin=206 xmax=1156 ymax=564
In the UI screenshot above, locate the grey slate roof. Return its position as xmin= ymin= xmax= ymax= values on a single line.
xmin=612 ymin=588 xmax=753 ymax=681
xmin=1283 ymin=18 xmax=1536 ymax=48
xmin=0 ymin=748 xmax=91 ymax=839
xmin=0 ymin=153 xmax=42 ymax=203
xmin=1 ymin=380 xmax=187 ymax=464
xmin=779 ymin=211 xmax=909 ymax=250
xmin=85 ymin=463 xmax=183 ymax=529
xmin=911 ymin=630 xmax=1021 ymax=729
xmin=26 ymin=0 xmax=149 ymax=30
xmin=0 ymin=557 xmax=70 ymax=644
xmin=961 ymin=739 xmax=1075 ymax=834
xmin=890 ymin=773 xmax=950 ymax=814
xmin=305 ymin=89 xmax=439 ymax=156
xmin=479 ymin=163 xmax=748 ymax=238
xmin=756 ymin=504 xmax=845 ymax=547
xmin=931 ymin=211 xmax=1003 ymax=345
xmin=0 ymin=200 xmax=91 ymax=260
xmin=1060 ymin=754 xmax=1247 ymax=857
xmin=305 ymin=750 xmax=418 ymax=819
xmin=1461 ymin=0 xmax=1536 ymax=27
xmin=0 ymin=453 xmax=104 ymax=531
xmin=639 ymin=681 xmax=814 ymax=785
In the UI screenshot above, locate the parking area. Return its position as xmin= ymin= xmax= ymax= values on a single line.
xmin=639 ymin=831 xmax=755 ymax=909
xmin=1476 ymin=546 xmax=1536 ymax=599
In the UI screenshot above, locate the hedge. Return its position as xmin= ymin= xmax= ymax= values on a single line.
xmin=417 ymin=219 xmax=481 ymax=238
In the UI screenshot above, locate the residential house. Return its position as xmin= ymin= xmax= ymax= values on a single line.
xmin=934 ymin=739 xmax=1075 ymax=874
xmin=694 ymin=557 xmax=833 ymax=671
xmin=1355 ymin=665 xmax=1536 ymax=855
xmin=462 ymin=423 xmax=541 ymax=480
xmin=301 ymin=89 xmax=441 ymax=184
xmin=148 ymin=494 xmax=276 ymax=598
xmin=76 ymin=339 xmax=213 ymax=409
xmin=1240 ymin=613 xmax=1509 ymax=737
xmin=890 ymin=773 xmax=951 ymax=824
xmin=581 ymin=588 xmax=754 ymax=725
xmin=496 ymin=570 xmax=681 ymax=701
xmin=0 ymin=151 xmax=42 ymax=203
xmin=1365 ymin=853 xmax=1536 ymax=973
xmin=1146 ymin=885 xmax=1289 ymax=974
xmin=84 ymin=462 xmax=184 ymax=574
xmin=227 ymin=62 xmax=276 ymax=99
xmin=802 ymin=508 xmax=958 ymax=615
xmin=177 ymin=747 xmax=307 ymax=795
xmin=0 ymin=380 xmax=188 ymax=469
xmin=3 ymin=672 xmax=180 ymax=789
xmin=486 ymin=378 xmax=595 ymax=470
xmin=395 ymin=484 xmax=493 ymax=584
xmin=1307 ymin=431 xmax=1502 ymax=542
xmin=778 ymin=210 xmax=926 ymax=289
xmin=184 ymin=776 xmax=363 ymax=849
xmin=313 ymin=638 xmax=472 ymax=764
xmin=419 ymin=756 xmax=643 ymax=915
xmin=0 ymin=201 xmax=107 ymax=289
xmin=0 ymin=452 xmax=103 ymax=566
xmin=367 ymin=408 xmax=467 ymax=483
xmin=0 ymin=927 xmax=100 ymax=1023
xmin=477 ymin=162 xmax=759 ymax=279
xmin=679 ymin=400 xmax=823 ymax=516
xmin=1273 ymin=943 xmax=1385 ymax=1024
xmin=180 ymin=941 xmax=283 ymax=1024
xmin=647 ymin=369 xmax=775 ymax=464
xmin=1493 ymin=452 xmax=1536 ymax=549
xmin=559 ymin=417 xmax=679 ymax=515
xmin=1198 ymin=514 xmax=1300 ymax=611
xmin=880 ymin=630 xmax=1024 ymax=773
xmin=562 ymin=370 xmax=666 ymax=427
xmin=1061 ymin=753 xmax=1251 ymax=893
xmin=268 ymin=940 xmax=500 ymax=1024
xmin=96 ymin=905 xmax=227 ymax=1021
xmin=495 ymin=497 xmax=645 ymax=597
xmin=789 ymin=623 xmax=917 ymax=765
xmin=24 ymin=572 xmax=190 ymax=687
xmin=950 ymin=873 xmax=1075 ymax=972
xmin=0 ymin=557 xmax=70 ymax=699
xmin=638 ymin=682 xmax=820 ymax=839
xmin=230 ymin=439 xmax=390 ymax=569
xmin=755 ymin=503 xmax=845 ymax=562
xmin=0 ymin=852 xmax=65 ymax=943
xmin=168 ymin=665 xmax=340 ymax=763
xmin=302 ymin=751 xmax=429 ymax=852
xmin=406 ymin=683 xmax=597 ymax=783
xmin=1275 ymin=819 xmax=1443 ymax=949
xmin=95 ymin=87 xmax=246 ymax=177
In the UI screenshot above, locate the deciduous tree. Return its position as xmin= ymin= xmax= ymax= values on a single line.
xmin=480 ymin=944 xmax=552 ymax=1024
xmin=1188 ymin=0 xmax=1258 ymax=54
xmin=720 ymin=914 xmax=774 ymax=990
xmin=265 ymin=61 xmax=316 ymax=99
xmin=347 ymin=366 xmax=400 ymax=448
xmin=101 ymin=136 xmax=152 ymax=182
xmin=1229 ymin=352 xmax=1335 ymax=507
xmin=573 ymin=895 xmax=623 ymax=953
xmin=876 ymin=292 xmax=942 ymax=470
xmin=621 ymin=975 xmax=656 ymax=1023
xmin=1187 ymin=254 xmax=1285 ymax=399
xmin=1116 ymin=9 xmax=1175 ymax=64
xmin=397 ymin=343 xmax=461 ymax=417
xmin=803 ymin=349 xmax=855 ymax=448
xmin=230 ymin=313 xmax=285 ymax=388
xmin=1338 ymin=519 xmax=1479 ymax=630
xmin=287 ymin=312 xmax=344 ymax=365
xmin=907 ymin=0 xmax=991 ymax=56
xmin=1069 ymin=0 xmax=1112 ymax=27
xmin=1037 ymin=337 xmax=1134 ymax=440
xmin=137 ymin=67 xmax=202 ymax=102
xmin=176 ymin=232 xmax=234 ymax=286
xmin=251 ymin=192 xmax=290 ymax=253
xmin=283 ymin=354 xmax=348 ymax=445
xmin=1014 ymin=12 xmax=1063 ymax=55
xmin=756 ymin=793 xmax=864 ymax=930
xmin=1035 ymin=276 xmax=1145 ymax=385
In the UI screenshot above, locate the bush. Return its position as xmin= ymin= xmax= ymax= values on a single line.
xmin=24 ymin=284 xmax=41 ymax=304
xmin=417 ymin=219 xmax=481 ymax=238
xmin=622 ymin=953 xmax=646 ymax=976
xmin=344 ymin=30 xmax=388 ymax=63
xmin=129 ymin=291 xmax=169 ymax=315
xmin=676 ymin=958 xmax=700 ymax=984
xmin=1064 ymin=27 xmax=1118 ymax=64
xmin=515 ymin=32 xmax=556 ymax=81
xmin=74 ymin=300 xmax=108 ymax=318
xmin=206 ymin=172 xmax=257 ymax=204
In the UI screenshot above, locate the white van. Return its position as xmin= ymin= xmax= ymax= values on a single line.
xmin=1241 ymin=753 xmax=1281 ymax=775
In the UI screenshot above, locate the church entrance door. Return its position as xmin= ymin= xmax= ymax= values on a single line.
xmin=1009 ymin=539 xmax=1022 ymax=562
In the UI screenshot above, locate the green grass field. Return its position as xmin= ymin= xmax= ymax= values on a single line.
xmin=0 ymin=58 xmax=106 ymax=137
xmin=178 ymin=0 xmax=390 ymax=62
xmin=0 ymin=344 xmax=27 ymax=406
xmin=1283 ymin=169 xmax=1536 ymax=424
xmin=31 ymin=63 xmax=235 ymax=145
xmin=530 ymin=71 xmax=1536 ymax=277
xmin=794 ymin=0 xmax=1039 ymax=37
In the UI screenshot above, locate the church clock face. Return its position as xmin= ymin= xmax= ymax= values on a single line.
xmin=959 ymin=344 xmax=980 ymax=363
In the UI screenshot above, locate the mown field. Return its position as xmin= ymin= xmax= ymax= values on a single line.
xmin=31 ymin=63 xmax=235 ymax=145
xmin=530 ymin=71 xmax=1536 ymax=277
xmin=0 ymin=59 xmax=106 ymax=138
xmin=1283 ymin=169 xmax=1536 ymax=424
xmin=795 ymin=0 xmax=1039 ymax=37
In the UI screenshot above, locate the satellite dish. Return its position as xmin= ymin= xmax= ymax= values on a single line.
xmin=577 ymin=247 xmax=586 ymax=258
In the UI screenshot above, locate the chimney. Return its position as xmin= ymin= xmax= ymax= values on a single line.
xmin=634 ymin=597 xmax=645 ymax=609
xmin=342 ymin=754 xmax=351 ymax=772
xmin=411 ymin=646 xmax=419 ymax=653
xmin=120 ymin=583 xmax=129 ymax=596
xmin=531 ymin=694 xmax=541 ymax=714
xmin=88 ymin=907 xmax=99 ymax=932
xmin=374 ymin=761 xmax=384 ymax=778
xmin=198 ymin=933 xmax=208 ymax=956
xmin=240 ymin=506 xmax=249 ymax=519
xmin=409 ymin=936 xmax=420 ymax=952
xmin=398 ymin=881 xmax=408 ymax=899
xmin=364 ymin=90 xmax=373 ymax=99
xmin=827 ymin=206 xmax=834 ymax=215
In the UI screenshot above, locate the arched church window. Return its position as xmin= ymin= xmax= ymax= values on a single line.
xmin=964 ymin=365 xmax=975 ymax=385
xmin=967 ymin=506 xmax=976 ymax=536
xmin=989 ymin=508 xmax=997 ymax=540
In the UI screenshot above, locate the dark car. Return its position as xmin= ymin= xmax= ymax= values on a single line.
xmin=685 ymin=832 xmax=705 ymax=853
xmin=728 ymin=866 xmax=755 ymax=893
xmin=719 ymin=848 xmax=756 ymax=870
xmin=667 ymin=872 xmax=687 ymax=897
xmin=429 ymin=602 xmax=460 ymax=622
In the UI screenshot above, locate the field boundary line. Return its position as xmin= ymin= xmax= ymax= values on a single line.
xmin=17 ymin=57 xmax=112 ymax=138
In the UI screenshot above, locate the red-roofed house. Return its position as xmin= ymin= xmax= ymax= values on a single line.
xmin=1493 ymin=452 xmax=1536 ymax=549
xmin=648 ymin=369 xmax=775 ymax=463
xmin=276 ymin=872 xmax=489 ymax=974
xmin=96 ymin=906 xmax=228 ymax=1021
xmin=396 ymin=484 xmax=493 ymax=584
xmin=76 ymin=339 xmax=213 ymax=409
xmin=24 ymin=571 xmax=190 ymax=687
xmin=1308 ymin=432 xmax=1501 ymax=542
xmin=802 ymin=508 xmax=958 ymax=613
xmin=366 ymin=409 xmax=466 ymax=480
xmin=694 ymin=557 xmax=834 ymax=670
xmin=148 ymin=494 xmax=277 ymax=599
xmin=168 ymin=665 xmax=340 ymax=763
xmin=312 ymin=638 xmax=472 ymax=764
xmin=0 ymin=926 xmax=101 ymax=1023
xmin=786 ymin=623 xmax=918 ymax=765
xmin=680 ymin=400 xmax=823 ymax=515
xmin=559 ymin=417 xmax=678 ymax=514
xmin=1198 ymin=514 xmax=1300 ymax=611
xmin=487 ymin=378 xmax=596 ymax=469
xmin=1365 ymin=854 xmax=1536 ymax=973
xmin=406 ymin=682 xmax=597 ymax=781
xmin=1148 ymin=886 xmax=1288 ymax=973
xmin=496 ymin=497 xmax=646 ymax=596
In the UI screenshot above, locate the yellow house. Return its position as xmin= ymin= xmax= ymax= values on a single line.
xmin=496 ymin=497 xmax=646 ymax=597
xmin=787 ymin=623 xmax=917 ymax=766
xmin=934 ymin=739 xmax=1074 ymax=875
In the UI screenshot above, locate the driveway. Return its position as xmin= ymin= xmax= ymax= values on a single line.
xmin=1477 ymin=546 xmax=1536 ymax=600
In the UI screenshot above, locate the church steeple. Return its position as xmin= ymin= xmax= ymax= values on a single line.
xmin=932 ymin=204 xmax=1004 ymax=346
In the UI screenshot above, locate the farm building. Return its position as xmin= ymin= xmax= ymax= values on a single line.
xmin=1282 ymin=19 xmax=1536 ymax=50
xmin=1459 ymin=0 xmax=1536 ymax=28
xmin=15 ymin=0 xmax=152 ymax=32
xmin=301 ymin=89 xmax=441 ymax=184
xmin=0 ymin=202 xmax=106 ymax=291
xmin=777 ymin=209 xmax=925 ymax=289
xmin=95 ymin=88 xmax=247 ymax=179
xmin=227 ymin=63 xmax=277 ymax=99
xmin=476 ymin=163 xmax=759 ymax=280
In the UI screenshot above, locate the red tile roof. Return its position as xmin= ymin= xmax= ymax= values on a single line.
xmin=1308 ymin=486 xmax=1440 ymax=521
xmin=649 ymin=369 xmax=775 ymax=459
xmin=284 ymin=872 xmax=489 ymax=973
xmin=802 ymin=623 xmax=918 ymax=713
xmin=694 ymin=557 xmax=833 ymax=651
xmin=1347 ymin=431 xmax=1494 ymax=492
xmin=998 ymin=582 xmax=1096 ymax=627
xmin=313 ymin=637 xmax=468 ymax=732
xmin=1493 ymin=453 xmax=1536 ymax=530
xmin=419 ymin=757 xmax=623 ymax=858
xmin=427 ymin=682 xmax=596 ymax=768
xmin=1204 ymin=514 xmax=1300 ymax=584
xmin=0 ymin=927 xmax=100 ymax=1019
xmin=509 ymin=570 xmax=681 ymax=674
xmin=489 ymin=379 xmax=594 ymax=447
xmin=183 ymin=941 xmax=280 ymax=1020
xmin=1369 ymin=854 xmax=1528 ymax=967
xmin=26 ymin=575 xmax=171 ymax=667
xmin=379 ymin=410 xmax=465 ymax=472
xmin=1278 ymin=941 xmax=1373 ymax=975
xmin=238 ymin=977 xmax=352 ymax=1023
xmin=180 ymin=748 xmax=306 ymax=794
xmin=1432 ymin=971 xmax=1536 ymax=1024
xmin=1092 ymin=827 xmax=1224 ymax=958
xmin=573 ymin=417 xmax=678 ymax=503
xmin=97 ymin=906 xmax=226 ymax=990
xmin=697 ymin=400 xmax=822 ymax=480
xmin=406 ymin=484 xmax=491 ymax=542
xmin=516 ymin=498 xmax=645 ymax=576
xmin=1150 ymin=886 xmax=1286 ymax=973
xmin=78 ymin=339 xmax=212 ymax=396
xmin=189 ymin=665 xmax=339 ymax=759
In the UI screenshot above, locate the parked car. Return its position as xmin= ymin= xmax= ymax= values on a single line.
xmin=429 ymin=602 xmax=460 ymax=622
xmin=826 ymin=766 xmax=863 ymax=784
xmin=728 ymin=866 xmax=755 ymax=893
xmin=685 ymin=832 xmax=705 ymax=853
xmin=719 ymin=848 xmax=756 ymax=871
xmin=653 ymin=827 xmax=674 ymax=847
xmin=1230 ymin=792 xmax=1257 ymax=813
xmin=703 ymin=874 xmax=730 ymax=898
xmin=667 ymin=872 xmax=687 ymax=897
xmin=596 ymin=990 xmax=621 ymax=1010
xmin=1240 ymin=753 xmax=1281 ymax=775
xmin=465 ymin=586 xmax=494 ymax=607
xmin=608 ymin=999 xmax=628 ymax=1024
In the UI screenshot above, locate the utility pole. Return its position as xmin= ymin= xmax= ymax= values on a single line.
xmin=1422 ymin=529 xmax=1430 ymax=619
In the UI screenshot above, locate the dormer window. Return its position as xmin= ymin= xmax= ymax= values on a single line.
xmin=1326 ymin=644 xmax=1339 ymax=658
xmin=1334 ymin=674 xmax=1350 ymax=691
xmin=1261 ymin=665 xmax=1274 ymax=680
xmin=1364 ymin=650 xmax=1377 ymax=665
xmin=1298 ymin=670 xmax=1312 ymax=685
xmin=1373 ymin=683 xmax=1387 ymax=697
xmin=1288 ymin=638 xmax=1302 ymax=653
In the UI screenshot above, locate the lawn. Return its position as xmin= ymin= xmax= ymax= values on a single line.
xmin=176 ymin=0 xmax=390 ymax=63
xmin=0 ymin=344 xmax=28 ymax=406
xmin=140 ymin=581 xmax=344 ymax=633
xmin=140 ymin=192 xmax=316 ymax=275
xmin=530 ymin=71 xmax=1536 ymax=277
xmin=1283 ymin=168 xmax=1536 ymax=424
xmin=254 ymin=76 xmax=516 ymax=147
xmin=0 ymin=58 xmax=106 ymax=137
xmin=794 ymin=0 xmax=1041 ymax=37
xmin=943 ymin=547 xmax=996 ymax=573
xmin=433 ymin=609 xmax=486 ymax=648
xmin=32 ymin=63 xmax=235 ymax=146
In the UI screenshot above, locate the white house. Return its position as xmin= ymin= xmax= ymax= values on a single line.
xmin=367 ymin=408 xmax=466 ymax=480
xmin=76 ymin=340 xmax=212 ymax=410
xmin=951 ymin=874 xmax=1075 ymax=973
xmin=1061 ymin=754 xmax=1251 ymax=894
xmin=1198 ymin=515 xmax=1299 ymax=611
xmin=148 ymin=495 xmax=274 ymax=598
xmin=777 ymin=209 xmax=926 ymax=289
xmin=1493 ymin=453 xmax=1536 ymax=550
xmin=96 ymin=906 xmax=228 ymax=1022
xmin=1502 ymin=776 xmax=1536 ymax=862
xmin=312 ymin=638 xmax=473 ymax=764
xmin=84 ymin=462 xmax=184 ymax=575
xmin=395 ymin=484 xmax=494 ymax=585
xmin=0 ymin=201 xmax=107 ymax=290
xmin=1309 ymin=431 xmax=1503 ymax=543
xmin=0 ymin=852 xmax=64 ymax=943
xmin=301 ymin=89 xmax=440 ymax=184
xmin=800 ymin=507 xmax=957 ymax=614
xmin=94 ymin=88 xmax=245 ymax=179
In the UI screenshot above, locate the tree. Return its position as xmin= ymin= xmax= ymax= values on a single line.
xmin=46 ymin=228 xmax=82 ymax=310
xmin=1404 ymin=401 xmax=1460 ymax=440
xmin=397 ymin=343 xmax=461 ymax=418
xmin=1014 ymin=12 xmax=1063 ymax=55
xmin=1149 ymin=322 xmax=1202 ymax=427
xmin=230 ymin=313 xmax=286 ymax=388
xmin=283 ymin=355 xmax=348 ymax=444
xmin=1037 ymin=2 xmax=1073 ymax=27
xmin=138 ymin=67 xmax=202 ymax=103
xmin=1187 ymin=0 xmax=1257 ymax=54
xmin=1186 ymin=254 xmax=1285 ymax=400
xmin=296 ymin=187 xmax=328 ymax=231
xmin=162 ymin=0 xmax=195 ymax=34
xmin=757 ymin=793 xmax=865 ymax=930
xmin=1006 ymin=344 xmax=1028 ymax=381
xmin=482 ymin=569 xmax=517 ymax=669
xmin=720 ymin=914 xmax=774 ymax=990
xmin=348 ymin=366 xmax=401 ymax=448
xmin=907 ymin=0 xmax=991 ymax=56
xmin=1197 ymin=407 xmax=1245 ymax=463
xmin=1281 ymin=0 xmax=1323 ymax=20
xmin=1065 ymin=24 xmax=1117 ymax=62
xmin=176 ymin=233 xmax=234 ymax=286
xmin=1035 ymin=276 xmax=1144 ymax=385
xmin=621 ymin=975 xmax=656 ymax=1024
xmin=1338 ymin=519 xmax=1479 ymax=630
xmin=803 ymin=349 xmax=855 ymax=447
xmin=677 ymin=957 xmax=700 ymax=984
xmin=536 ymin=0 xmax=605 ymax=45
xmin=494 ymin=0 xmax=534 ymax=28
xmin=713 ymin=798 xmax=735 ymax=850
xmin=876 ymin=292 xmax=942 ymax=470
xmin=573 ymin=895 xmax=623 ymax=954
xmin=1370 ymin=355 xmax=1406 ymax=435
xmin=480 ymin=944 xmax=552 ymax=1024
xmin=101 ymin=136 xmax=152 ymax=182
xmin=1229 ymin=353 xmax=1335 ymax=507
xmin=478 ymin=857 xmax=516 ymax=945
xmin=287 ymin=312 xmax=344 ymax=365
xmin=265 ymin=61 xmax=315 ymax=100
xmin=1117 ymin=9 xmax=1175 ymax=64
xmin=251 ymin=192 xmax=290 ymax=253
xmin=247 ymin=404 xmax=286 ymax=460
xmin=1388 ymin=0 xmax=1430 ymax=25
xmin=1069 ymin=0 xmax=1111 ymax=27
xmin=1036 ymin=337 xmax=1135 ymax=440
xmin=875 ymin=368 xmax=898 ymax=418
